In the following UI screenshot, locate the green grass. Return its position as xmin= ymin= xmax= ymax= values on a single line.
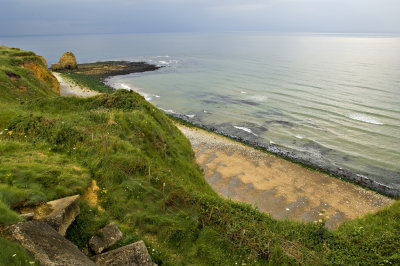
xmin=1 ymin=46 xmax=399 ymax=265
xmin=0 ymin=237 xmax=34 ymax=266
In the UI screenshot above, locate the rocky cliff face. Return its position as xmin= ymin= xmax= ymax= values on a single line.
xmin=22 ymin=60 xmax=60 ymax=94
xmin=0 ymin=46 xmax=60 ymax=98
xmin=51 ymin=51 xmax=78 ymax=71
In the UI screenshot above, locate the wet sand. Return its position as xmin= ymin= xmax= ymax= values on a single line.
xmin=178 ymin=124 xmax=394 ymax=229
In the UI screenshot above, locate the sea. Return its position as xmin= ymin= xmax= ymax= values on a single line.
xmin=2 ymin=32 xmax=400 ymax=195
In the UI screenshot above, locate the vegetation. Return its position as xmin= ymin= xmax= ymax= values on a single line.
xmin=0 ymin=46 xmax=399 ymax=265
xmin=0 ymin=237 xmax=34 ymax=265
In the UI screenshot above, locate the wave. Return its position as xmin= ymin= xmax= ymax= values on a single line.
xmin=233 ymin=126 xmax=258 ymax=136
xmin=159 ymin=108 xmax=177 ymax=114
xmin=348 ymin=113 xmax=384 ymax=125
xmin=158 ymin=61 xmax=170 ymax=65
xmin=249 ymin=95 xmax=268 ymax=102
xmin=120 ymin=83 xmax=131 ymax=90
xmin=118 ymin=83 xmax=152 ymax=101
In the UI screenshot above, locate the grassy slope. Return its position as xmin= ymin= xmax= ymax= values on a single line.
xmin=0 ymin=46 xmax=399 ymax=265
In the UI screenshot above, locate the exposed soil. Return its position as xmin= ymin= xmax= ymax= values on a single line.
xmin=82 ymin=180 xmax=102 ymax=210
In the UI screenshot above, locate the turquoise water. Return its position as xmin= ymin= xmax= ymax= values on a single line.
xmin=2 ymin=33 xmax=400 ymax=194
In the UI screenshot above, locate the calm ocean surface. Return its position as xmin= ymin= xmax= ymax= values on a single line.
xmin=2 ymin=32 xmax=400 ymax=194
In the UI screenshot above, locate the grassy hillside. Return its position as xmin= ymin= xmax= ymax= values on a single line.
xmin=0 ymin=46 xmax=399 ymax=265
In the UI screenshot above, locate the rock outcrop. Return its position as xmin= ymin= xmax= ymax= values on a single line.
xmin=89 ymin=222 xmax=124 ymax=254
xmin=8 ymin=220 xmax=96 ymax=266
xmin=91 ymin=240 xmax=154 ymax=266
xmin=21 ymin=61 xmax=60 ymax=94
xmin=37 ymin=195 xmax=81 ymax=236
xmin=51 ymin=51 xmax=78 ymax=70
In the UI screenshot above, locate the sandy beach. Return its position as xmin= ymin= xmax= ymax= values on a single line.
xmin=177 ymin=124 xmax=394 ymax=229
xmin=53 ymin=72 xmax=100 ymax=97
xmin=54 ymin=72 xmax=394 ymax=230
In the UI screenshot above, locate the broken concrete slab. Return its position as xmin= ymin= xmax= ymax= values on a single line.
xmin=38 ymin=195 xmax=80 ymax=236
xmin=89 ymin=222 xmax=124 ymax=254
xmin=91 ymin=240 xmax=154 ymax=266
xmin=8 ymin=220 xmax=95 ymax=266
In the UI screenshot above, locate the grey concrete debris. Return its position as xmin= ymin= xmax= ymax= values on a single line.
xmin=8 ymin=220 xmax=95 ymax=266
xmin=89 ymin=222 xmax=124 ymax=254
xmin=91 ymin=240 xmax=154 ymax=266
xmin=39 ymin=194 xmax=80 ymax=236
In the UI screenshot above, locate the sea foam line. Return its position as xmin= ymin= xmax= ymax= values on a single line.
xmin=348 ymin=113 xmax=384 ymax=125
xmin=234 ymin=126 xmax=258 ymax=136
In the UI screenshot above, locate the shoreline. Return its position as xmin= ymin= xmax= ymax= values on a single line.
xmin=53 ymin=72 xmax=101 ymax=97
xmin=53 ymin=67 xmax=394 ymax=228
xmin=176 ymin=123 xmax=393 ymax=229
xmin=167 ymin=113 xmax=399 ymax=198
xmin=58 ymin=61 xmax=399 ymax=198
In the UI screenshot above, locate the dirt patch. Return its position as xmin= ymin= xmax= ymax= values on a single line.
xmin=72 ymin=165 xmax=82 ymax=171
xmin=19 ymin=202 xmax=53 ymax=218
xmin=6 ymin=71 xmax=21 ymax=81
xmin=15 ymin=87 xmax=27 ymax=92
xmin=82 ymin=180 xmax=100 ymax=208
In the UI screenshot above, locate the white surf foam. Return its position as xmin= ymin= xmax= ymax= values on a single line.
xmin=249 ymin=95 xmax=268 ymax=101
xmin=119 ymin=83 xmax=152 ymax=101
xmin=240 ymin=91 xmax=247 ymax=94
xmin=120 ymin=83 xmax=131 ymax=90
xmin=234 ymin=126 xmax=258 ymax=136
xmin=348 ymin=113 xmax=384 ymax=125
xmin=186 ymin=114 xmax=195 ymax=118
xmin=160 ymin=108 xmax=177 ymax=114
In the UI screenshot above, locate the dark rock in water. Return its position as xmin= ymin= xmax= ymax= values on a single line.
xmin=237 ymin=99 xmax=261 ymax=106
xmin=91 ymin=240 xmax=154 ymax=266
xmin=89 ymin=222 xmax=124 ymax=254
xmin=8 ymin=220 xmax=95 ymax=266
xmin=20 ymin=212 xmax=34 ymax=221
xmin=39 ymin=194 xmax=80 ymax=236
xmin=265 ymin=120 xmax=295 ymax=127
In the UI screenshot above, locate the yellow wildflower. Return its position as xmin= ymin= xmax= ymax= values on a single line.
xmin=8 ymin=131 xmax=13 ymax=135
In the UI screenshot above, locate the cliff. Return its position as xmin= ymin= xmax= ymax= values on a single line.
xmin=0 ymin=47 xmax=399 ymax=265
xmin=0 ymin=46 xmax=59 ymax=101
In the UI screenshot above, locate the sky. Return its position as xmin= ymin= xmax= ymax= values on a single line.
xmin=1 ymin=0 xmax=399 ymax=36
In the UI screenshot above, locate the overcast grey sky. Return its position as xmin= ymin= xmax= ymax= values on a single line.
xmin=1 ymin=0 xmax=399 ymax=36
